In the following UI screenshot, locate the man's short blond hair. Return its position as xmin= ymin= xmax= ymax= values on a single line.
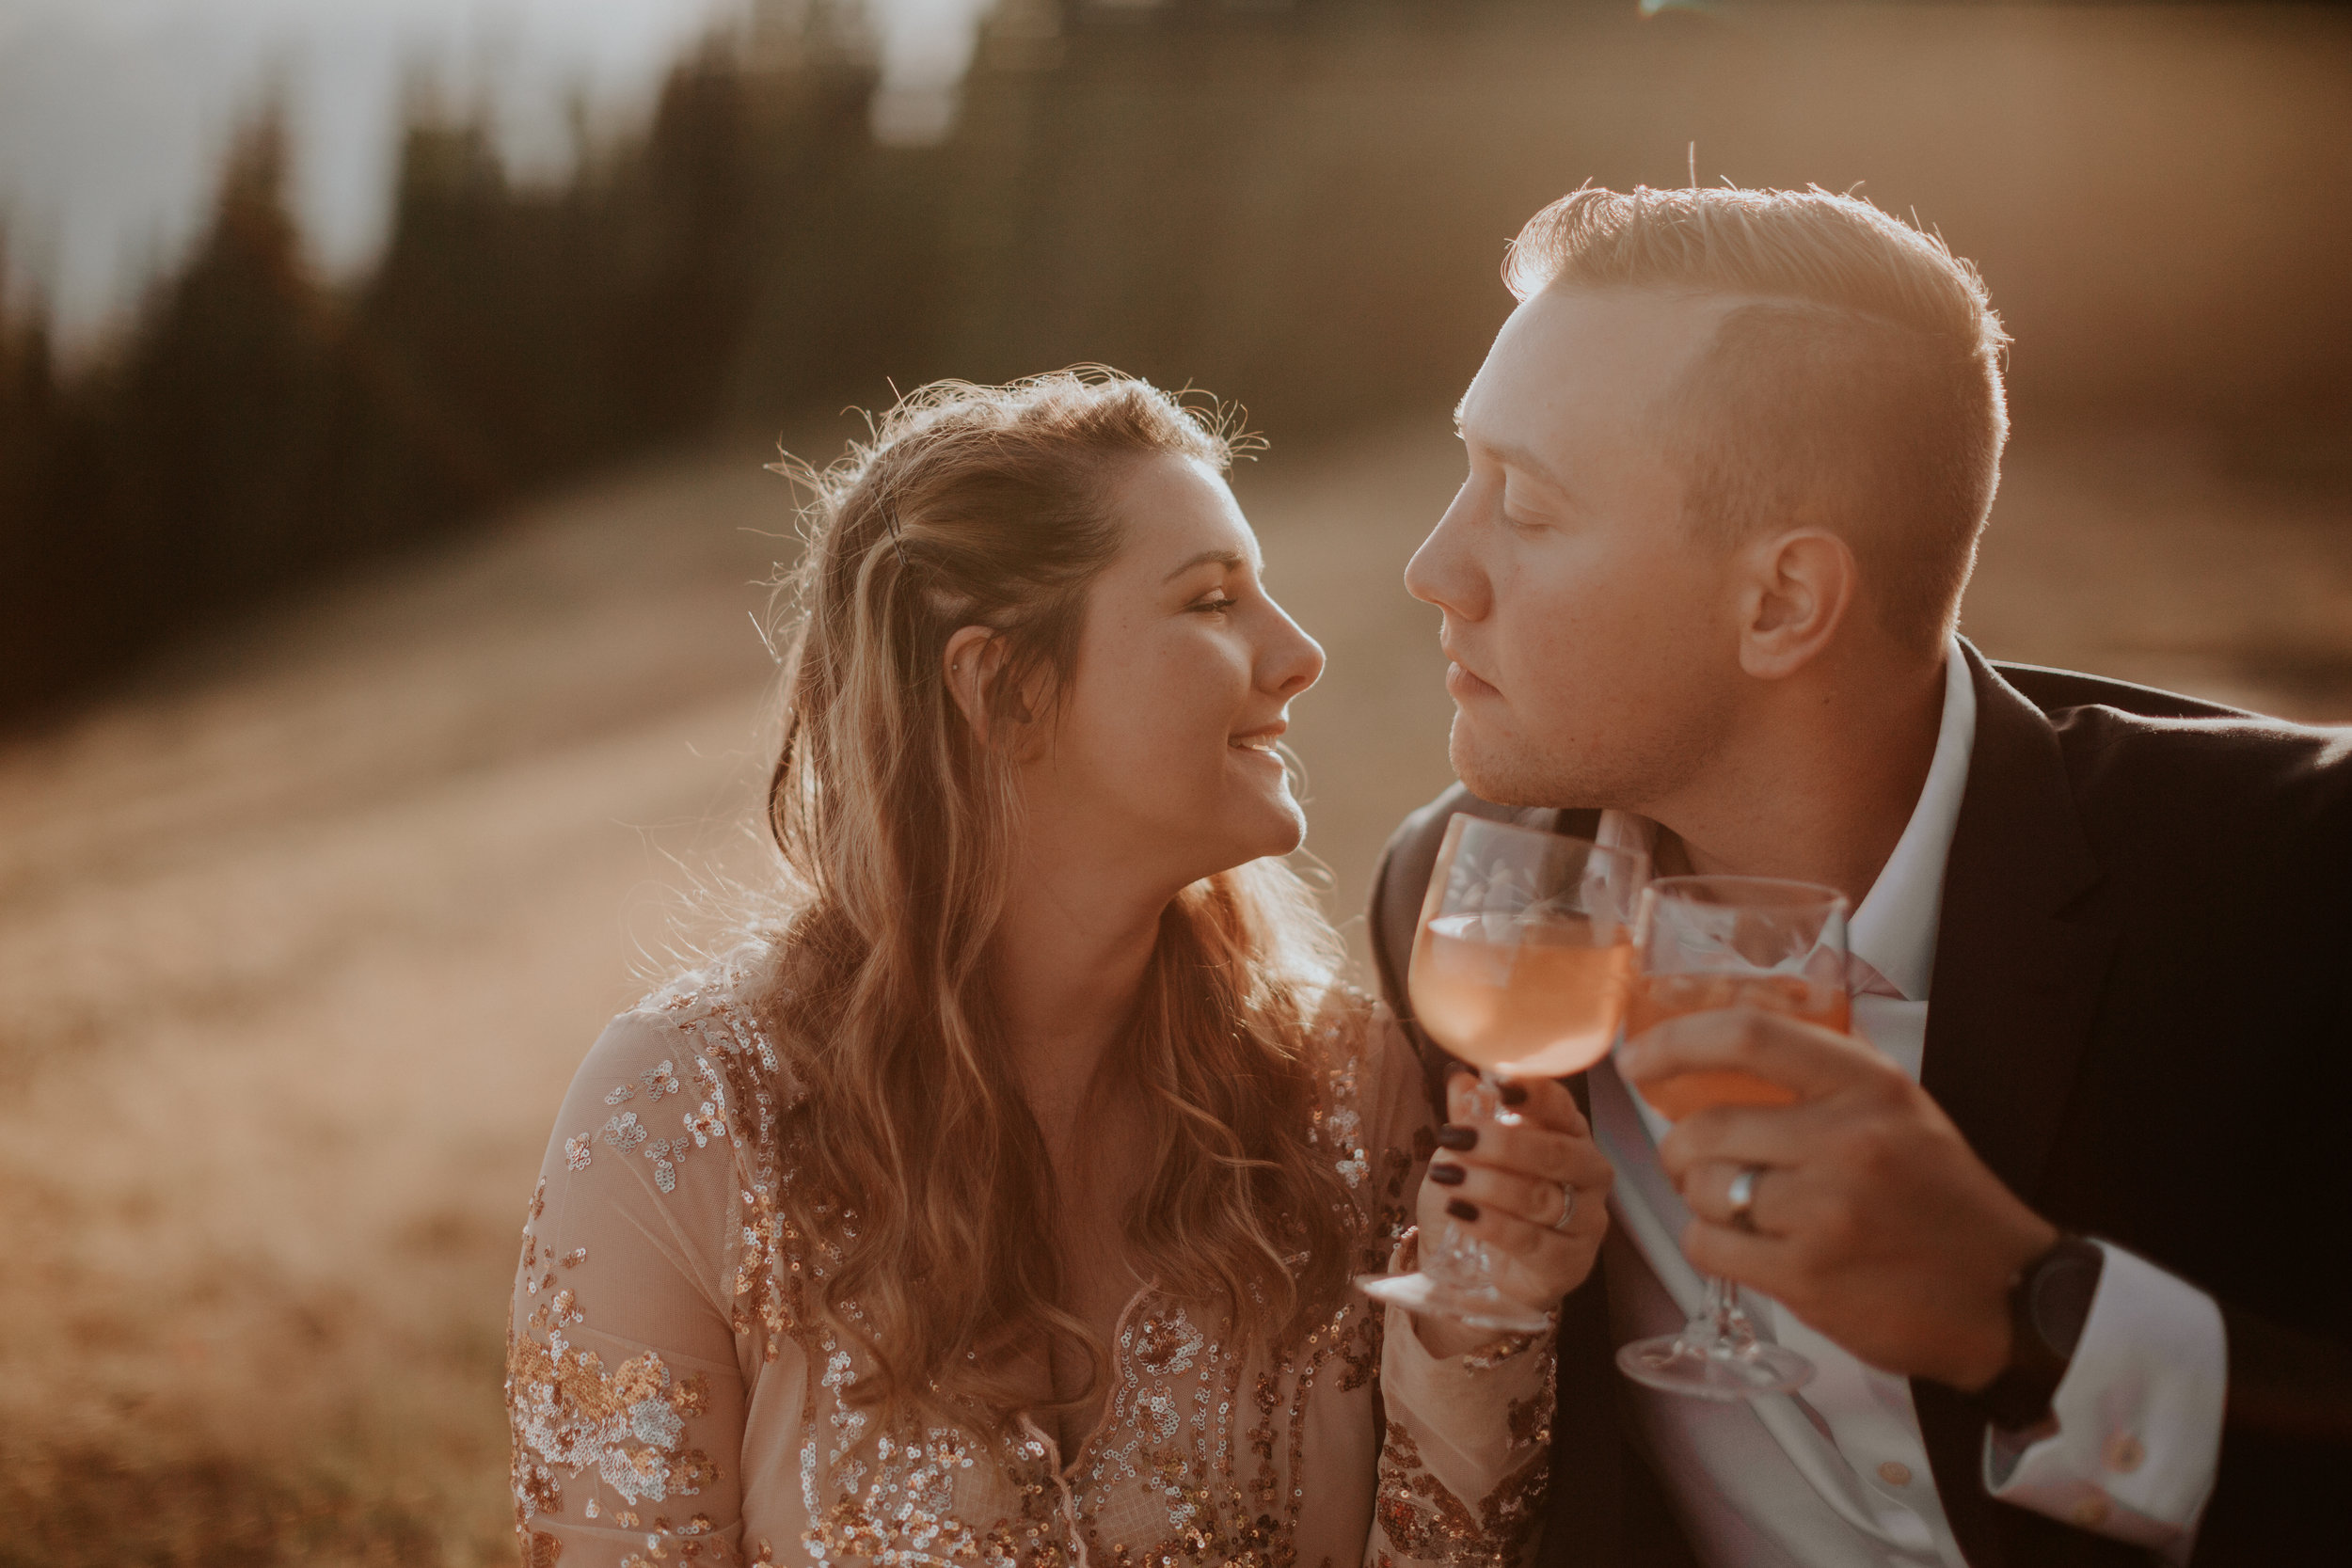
xmin=1505 ymin=185 xmax=2010 ymax=654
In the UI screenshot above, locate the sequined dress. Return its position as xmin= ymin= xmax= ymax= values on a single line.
xmin=506 ymin=955 xmax=1558 ymax=1568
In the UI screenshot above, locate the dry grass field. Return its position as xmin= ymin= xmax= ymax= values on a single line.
xmin=1 ymin=413 xmax=2346 ymax=1563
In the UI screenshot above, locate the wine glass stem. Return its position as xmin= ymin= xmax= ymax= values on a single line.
xmin=1426 ymin=1069 xmax=1510 ymax=1290
xmin=1467 ymin=1068 xmax=1505 ymax=1121
xmin=1694 ymin=1275 xmax=1756 ymax=1353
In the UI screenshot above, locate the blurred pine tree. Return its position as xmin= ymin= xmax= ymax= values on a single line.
xmin=6 ymin=0 xmax=2348 ymax=727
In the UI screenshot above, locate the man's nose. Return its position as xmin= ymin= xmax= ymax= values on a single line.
xmin=1404 ymin=482 xmax=1489 ymax=621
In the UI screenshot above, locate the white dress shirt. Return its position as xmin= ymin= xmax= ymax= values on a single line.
xmin=1589 ymin=640 xmax=2228 ymax=1565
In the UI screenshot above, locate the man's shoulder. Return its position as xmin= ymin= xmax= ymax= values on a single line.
xmin=1991 ymin=660 xmax=2260 ymax=725
xmin=1379 ymin=782 xmax=1498 ymax=866
xmin=1378 ymin=784 xmax=1603 ymax=866
xmin=1990 ymin=658 xmax=2352 ymax=852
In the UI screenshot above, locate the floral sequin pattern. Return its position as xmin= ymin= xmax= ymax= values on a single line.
xmin=595 ymin=1098 xmax=704 ymax=1196
xmin=601 ymin=1112 xmax=647 ymax=1155
xmin=1373 ymin=1418 xmax=1550 ymax=1568
xmin=511 ymin=962 xmax=1552 ymax=1568
xmin=508 ymin=1283 xmax=723 ymax=1511
xmin=642 ymin=1059 xmax=683 ymax=1101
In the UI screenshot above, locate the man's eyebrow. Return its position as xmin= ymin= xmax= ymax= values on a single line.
xmin=1454 ymin=399 xmax=1571 ymax=494
xmin=1163 ymin=547 xmax=1250 ymax=581
xmin=1486 ymin=440 xmax=1572 ymax=494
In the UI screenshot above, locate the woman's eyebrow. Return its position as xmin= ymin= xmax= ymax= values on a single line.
xmin=1163 ymin=547 xmax=1249 ymax=582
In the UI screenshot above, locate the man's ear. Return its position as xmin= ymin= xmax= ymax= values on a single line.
xmin=1733 ymin=529 xmax=1856 ymax=680
xmin=943 ymin=626 xmax=1009 ymax=740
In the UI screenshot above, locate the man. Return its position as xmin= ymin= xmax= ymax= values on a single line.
xmin=1369 ymin=185 xmax=2352 ymax=1566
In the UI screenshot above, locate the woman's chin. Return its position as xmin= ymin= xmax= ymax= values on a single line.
xmin=1234 ymin=791 xmax=1309 ymax=863
xmin=1175 ymin=797 xmax=1306 ymax=882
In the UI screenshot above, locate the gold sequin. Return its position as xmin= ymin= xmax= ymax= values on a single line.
xmin=510 ymin=962 xmax=1555 ymax=1568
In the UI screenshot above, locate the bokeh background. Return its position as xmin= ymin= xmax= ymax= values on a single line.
xmin=3 ymin=0 xmax=2348 ymax=1560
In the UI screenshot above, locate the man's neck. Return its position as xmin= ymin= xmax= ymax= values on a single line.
xmin=1644 ymin=657 xmax=1948 ymax=909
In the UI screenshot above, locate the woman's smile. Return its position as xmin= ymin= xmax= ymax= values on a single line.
xmin=1229 ymin=722 xmax=1287 ymax=768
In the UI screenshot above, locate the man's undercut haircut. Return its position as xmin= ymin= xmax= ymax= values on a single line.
xmin=1505 ymin=185 xmax=2010 ymax=655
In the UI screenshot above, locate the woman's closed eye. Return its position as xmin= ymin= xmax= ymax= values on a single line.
xmin=1188 ymin=594 xmax=1241 ymax=614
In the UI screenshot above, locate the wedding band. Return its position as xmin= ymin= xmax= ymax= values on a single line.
xmin=1549 ymin=1183 xmax=1577 ymax=1232
xmin=1726 ymin=1165 xmax=1765 ymax=1234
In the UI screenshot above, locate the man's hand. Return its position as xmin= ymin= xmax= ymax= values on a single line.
xmin=1617 ymin=1007 xmax=2058 ymax=1390
xmin=1411 ymin=1069 xmax=1613 ymax=1358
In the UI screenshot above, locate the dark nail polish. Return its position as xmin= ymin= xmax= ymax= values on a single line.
xmin=1445 ymin=1198 xmax=1481 ymax=1223
xmin=1498 ymin=1082 xmax=1530 ymax=1107
xmin=1436 ymin=1124 xmax=1478 ymax=1151
xmin=1428 ymin=1162 xmax=1466 ymax=1186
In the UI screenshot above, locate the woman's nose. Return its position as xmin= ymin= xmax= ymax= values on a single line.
xmin=1261 ymin=600 xmax=1325 ymax=698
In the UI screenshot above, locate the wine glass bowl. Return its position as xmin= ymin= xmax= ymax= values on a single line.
xmin=1614 ymin=875 xmax=1851 ymax=1400
xmin=1411 ymin=911 xmax=1634 ymax=1078
xmin=1359 ymin=814 xmax=1647 ymax=1333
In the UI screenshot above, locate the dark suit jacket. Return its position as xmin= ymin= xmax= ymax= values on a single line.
xmin=1367 ymin=646 xmax=2352 ymax=1567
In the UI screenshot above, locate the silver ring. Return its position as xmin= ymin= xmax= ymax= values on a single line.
xmin=1549 ymin=1183 xmax=1577 ymax=1232
xmin=1726 ymin=1165 xmax=1766 ymax=1234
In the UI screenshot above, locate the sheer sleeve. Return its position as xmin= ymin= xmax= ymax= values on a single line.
xmin=1356 ymin=1009 xmax=1557 ymax=1568
xmin=507 ymin=1004 xmax=758 ymax=1567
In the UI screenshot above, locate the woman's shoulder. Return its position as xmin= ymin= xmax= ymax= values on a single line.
xmin=547 ymin=946 xmax=810 ymax=1352
xmin=564 ymin=942 xmax=806 ymax=1163
xmin=1300 ymin=981 xmax=1421 ymax=1092
xmin=1299 ymin=982 xmax=1433 ymax=1183
xmin=622 ymin=944 xmax=796 ymax=1080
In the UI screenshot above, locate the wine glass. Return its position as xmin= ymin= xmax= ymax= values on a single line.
xmin=1613 ymin=875 xmax=1851 ymax=1400
xmin=1359 ymin=813 xmax=1648 ymax=1333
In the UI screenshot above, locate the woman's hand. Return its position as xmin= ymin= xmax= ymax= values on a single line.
xmin=1412 ymin=1069 xmax=1613 ymax=1357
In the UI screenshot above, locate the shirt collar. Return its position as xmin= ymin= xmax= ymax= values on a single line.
xmin=1849 ymin=638 xmax=1975 ymax=1001
xmin=1596 ymin=637 xmax=1977 ymax=1004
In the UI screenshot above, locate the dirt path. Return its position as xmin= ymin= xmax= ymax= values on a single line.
xmin=1 ymin=417 xmax=2344 ymax=1561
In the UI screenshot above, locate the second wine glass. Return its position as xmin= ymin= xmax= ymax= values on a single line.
xmin=1359 ymin=813 xmax=1648 ymax=1333
xmin=1614 ymin=875 xmax=1851 ymax=1400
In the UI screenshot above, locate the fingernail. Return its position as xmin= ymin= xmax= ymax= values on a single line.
xmin=1436 ymin=1124 xmax=1478 ymax=1151
xmin=1498 ymin=1082 xmax=1529 ymax=1107
xmin=1445 ymin=1198 xmax=1481 ymax=1222
xmin=1428 ymin=1162 xmax=1466 ymax=1186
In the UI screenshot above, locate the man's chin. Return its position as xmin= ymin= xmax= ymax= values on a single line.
xmin=1448 ymin=723 xmax=1543 ymax=807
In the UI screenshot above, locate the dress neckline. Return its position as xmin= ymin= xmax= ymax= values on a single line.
xmin=1031 ymin=1276 xmax=1159 ymax=1481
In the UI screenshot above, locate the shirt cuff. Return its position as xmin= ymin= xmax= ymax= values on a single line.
xmin=1980 ymin=1241 xmax=2226 ymax=1560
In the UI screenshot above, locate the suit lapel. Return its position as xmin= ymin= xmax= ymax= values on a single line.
xmin=1915 ymin=647 xmax=2120 ymax=1567
xmin=1921 ymin=645 xmax=2115 ymax=1202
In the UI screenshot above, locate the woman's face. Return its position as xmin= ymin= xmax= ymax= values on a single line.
xmin=1016 ymin=453 xmax=1325 ymax=893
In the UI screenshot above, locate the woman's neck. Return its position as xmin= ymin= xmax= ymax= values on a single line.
xmin=989 ymin=859 xmax=1168 ymax=1150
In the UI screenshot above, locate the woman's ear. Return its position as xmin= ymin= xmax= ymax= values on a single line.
xmin=944 ymin=626 xmax=1008 ymax=739
xmin=1733 ymin=528 xmax=1856 ymax=680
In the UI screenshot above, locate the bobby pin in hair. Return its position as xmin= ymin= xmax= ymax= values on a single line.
xmin=882 ymin=510 xmax=912 ymax=571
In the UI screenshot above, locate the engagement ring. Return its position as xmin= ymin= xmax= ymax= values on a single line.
xmin=1726 ymin=1165 xmax=1766 ymax=1234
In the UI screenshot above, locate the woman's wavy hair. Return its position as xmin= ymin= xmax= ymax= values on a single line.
xmin=754 ymin=369 xmax=1359 ymax=1431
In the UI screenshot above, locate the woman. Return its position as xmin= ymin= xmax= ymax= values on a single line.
xmin=506 ymin=372 xmax=1612 ymax=1567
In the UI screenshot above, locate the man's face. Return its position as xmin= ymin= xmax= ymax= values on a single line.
xmin=1405 ymin=286 xmax=1741 ymax=811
